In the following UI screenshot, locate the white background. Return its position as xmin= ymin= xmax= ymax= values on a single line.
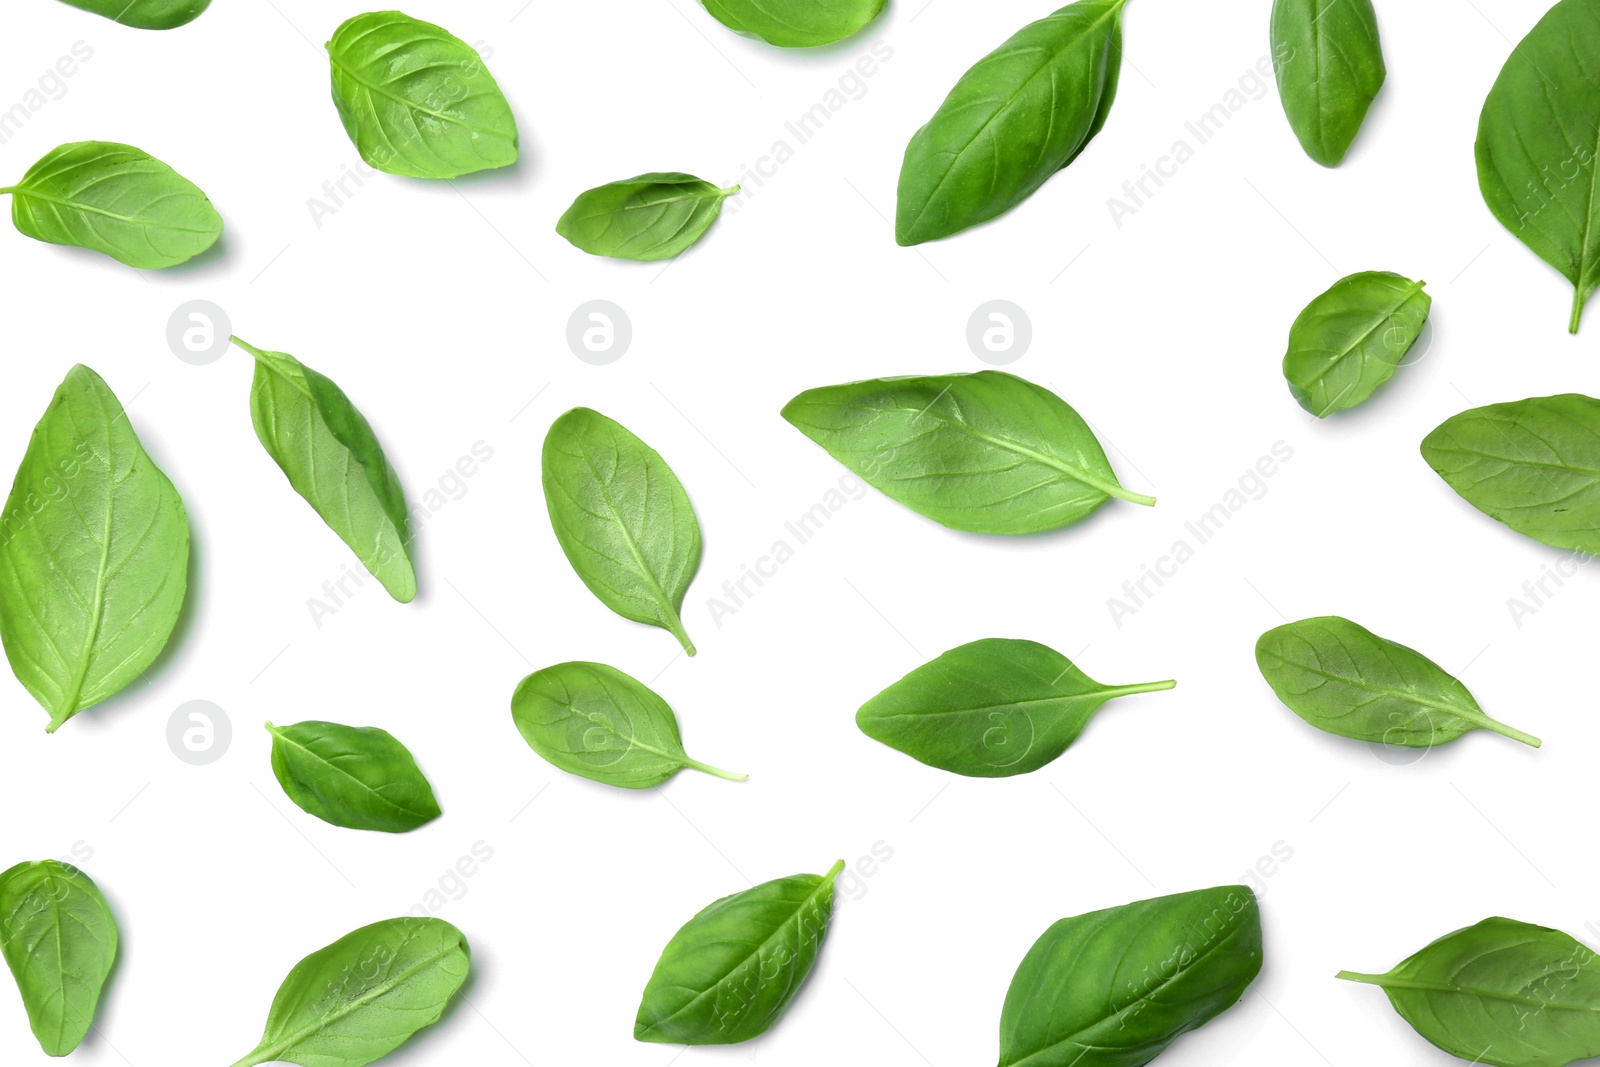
xmin=0 ymin=1 xmax=1596 ymax=1065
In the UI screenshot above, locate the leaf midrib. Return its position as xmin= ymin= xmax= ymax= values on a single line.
xmin=269 ymin=726 xmax=429 ymax=824
xmin=1262 ymin=653 xmax=1493 ymax=729
xmin=327 ymin=46 xmax=509 ymax=139
xmin=1 ymin=185 xmax=215 ymax=233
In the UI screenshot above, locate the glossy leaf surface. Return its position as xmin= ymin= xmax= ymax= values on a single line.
xmin=1282 ymin=272 xmax=1429 ymax=416
xmin=699 ymin=0 xmax=885 ymax=46
xmin=57 ymin=0 xmax=209 ymax=28
xmin=0 ymin=860 xmax=118 ymax=1057
xmin=267 ymin=720 xmax=441 ymax=832
xmin=557 ymin=173 xmax=738 ymax=261
xmin=1270 ymin=0 xmax=1385 ymax=166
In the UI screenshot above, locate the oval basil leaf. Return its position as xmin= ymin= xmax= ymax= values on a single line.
xmin=0 ymin=860 xmax=118 ymax=1057
xmin=267 ymin=720 xmax=441 ymax=832
xmin=1256 ymin=616 xmax=1539 ymax=749
xmin=1282 ymin=271 xmax=1430 ymax=417
xmin=511 ymin=661 xmax=744 ymax=788
xmin=326 ymin=11 xmax=518 ymax=179
xmin=228 ymin=916 xmax=470 ymax=1067
xmin=1339 ymin=917 xmax=1600 ymax=1067
xmin=1421 ymin=394 xmax=1600 ymax=557
xmin=699 ymin=0 xmax=885 ymax=47
xmin=1476 ymin=0 xmax=1600 ymax=332
xmin=58 ymin=0 xmax=209 ymax=29
xmin=782 ymin=371 xmax=1154 ymax=534
xmin=636 ymin=861 xmax=843 ymax=1045
xmin=1000 ymin=885 xmax=1262 ymax=1067
xmin=233 ymin=337 xmax=416 ymax=603
xmin=1270 ymin=0 xmax=1385 ymax=167
xmin=0 ymin=141 xmax=222 ymax=268
xmin=557 ymin=173 xmax=739 ymax=261
xmin=896 ymin=0 xmax=1127 ymax=245
xmin=857 ymin=638 xmax=1174 ymax=777
xmin=0 ymin=364 xmax=190 ymax=731
xmin=542 ymin=408 xmax=702 ymax=655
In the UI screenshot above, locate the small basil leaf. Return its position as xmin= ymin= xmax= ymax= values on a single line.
xmin=1255 ymin=616 xmax=1539 ymax=749
xmin=1 ymin=141 xmax=222 ymax=268
xmin=782 ymin=370 xmax=1154 ymax=534
xmin=896 ymin=0 xmax=1127 ymax=245
xmin=233 ymin=337 xmax=416 ymax=603
xmin=557 ymin=173 xmax=739 ymax=261
xmin=57 ymin=0 xmax=209 ymax=29
xmin=542 ymin=408 xmax=702 ymax=654
xmin=0 ymin=364 xmax=190 ymax=731
xmin=857 ymin=638 xmax=1174 ymax=777
xmin=1282 ymin=271 xmax=1430 ymax=416
xmin=227 ymin=917 xmax=470 ymax=1067
xmin=635 ymin=861 xmax=843 ymax=1045
xmin=326 ymin=11 xmax=518 ymax=179
xmin=0 ymin=860 xmax=118 ymax=1057
xmin=510 ymin=661 xmax=744 ymax=788
xmin=699 ymin=0 xmax=886 ymax=47
xmin=266 ymin=720 xmax=441 ymax=832
xmin=1270 ymin=0 xmax=1385 ymax=167
xmin=1000 ymin=885 xmax=1262 ymax=1067
xmin=1339 ymin=916 xmax=1600 ymax=1067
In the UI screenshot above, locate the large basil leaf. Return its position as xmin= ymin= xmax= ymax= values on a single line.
xmin=57 ymin=0 xmax=209 ymax=29
xmin=326 ymin=11 xmax=518 ymax=179
xmin=636 ymin=861 xmax=843 ymax=1045
xmin=782 ymin=371 xmax=1154 ymax=534
xmin=1282 ymin=271 xmax=1429 ymax=417
xmin=0 ymin=365 xmax=189 ymax=732
xmin=0 ymin=860 xmax=118 ymax=1057
xmin=896 ymin=0 xmax=1127 ymax=245
xmin=557 ymin=173 xmax=739 ymax=261
xmin=511 ymin=661 xmax=744 ymax=788
xmin=228 ymin=917 xmax=470 ymax=1067
xmin=1000 ymin=885 xmax=1262 ymax=1067
xmin=542 ymin=408 xmax=702 ymax=655
xmin=267 ymin=720 xmax=441 ymax=832
xmin=1270 ymin=0 xmax=1385 ymax=167
xmin=857 ymin=638 xmax=1174 ymax=777
xmin=1476 ymin=0 xmax=1600 ymax=332
xmin=1339 ymin=916 xmax=1600 ymax=1067
xmin=699 ymin=0 xmax=886 ymax=47
xmin=1256 ymin=616 xmax=1539 ymax=749
xmin=1421 ymin=394 xmax=1600 ymax=556
xmin=233 ymin=337 xmax=416 ymax=604
xmin=1 ymin=141 xmax=222 ymax=268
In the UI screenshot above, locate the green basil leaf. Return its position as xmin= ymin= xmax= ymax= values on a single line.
xmin=232 ymin=337 xmax=416 ymax=604
xmin=511 ymin=661 xmax=744 ymax=788
xmin=1282 ymin=271 xmax=1430 ymax=417
xmin=782 ymin=370 xmax=1154 ymax=534
xmin=57 ymin=0 xmax=209 ymax=29
xmin=1255 ymin=616 xmax=1539 ymax=749
xmin=542 ymin=408 xmax=702 ymax=655
xmin=896 ymin=0 xmax=1126 ymax=245
xmin=636 ymin=860 xmax=843 ymax=1045
xmin=1001 ymin=885 xmax=1262 ymax=1067
xmin=326 ymin=11 xmax=518 ymax=180
xmin=699 ymin=0 xmax=886 ymax=47
xmin=0 ymin=141 xmax=222 ymax=268
xmin=1270 ymin=0 xmax=1385 ymax=167
xmin=857 ymin=638 xmax=1174 ymax=777
xmin=0 ymin=860 xmax=118 ymax=1057
xmin=0 ymin=364 xmax=190 ymax=732
xmin=1476 ymin=0 xmax=1600 ymax=333
xmin=556 ymin=173 xmax=739 ymax=261
xmin=1421 ymin=394 xmax=1600 ymax=557
xmin=227 ymin=916 xmax=470 ymax=1067
xmin=266 ymin=720 xmax=441 ymax=832
xmin=1339 ymin=916 xmax=1600 ymax=1067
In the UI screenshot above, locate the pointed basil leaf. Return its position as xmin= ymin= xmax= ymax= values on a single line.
xmin=699 ymin=0 xmax=886 ymax=47
xmin=782 ymin=370 xmax=1154 ymax=534
xmin=232 ymin=337 xmax=416 ymax=604
xmin=266 ymin=720 xmax=442 ymax=833
xmin=1000 ymin=886 xmax=1262 ymax=1067
xmin=511 ymin=661 xmax=744 ymax=789
xmin=227 ymin=917 xmax=470 ymax=1067
xmin=326 ymin=12 xmax=518 ymax=179
xmin=557 ymin=173 xmax=739 ymax=261
xmin=0 ymin=860 xmax=118 ymax=1057
xmin=57 ymin=0 xmax=209 ymax=29
xmin=1282 ymin=271 xmax=1429 ymax=417
xmin=1476 ymin=0 xmax=1600 ymax=332
xmin=0 ymin=364 xmax=190 ymax=731
xmin=1339 ymin=917 xmax=1600 ymax=1067
xmin=857 ymin=638 xmax=1174 ymax=777
xmin=542 ymin=408 xmax=702 ymax=654
xmin=636 ymin=861 xmax=843 ymax=1045
xmin=896 ymin=0 xmax=1127 ymax=245
xmin=1270 ymin=0 xmax=1385 ymax=167
xmin=1256 ymin=616 xmax=1540 ymax=749
xmin=0 ymin=141 xmax=222 ymax=268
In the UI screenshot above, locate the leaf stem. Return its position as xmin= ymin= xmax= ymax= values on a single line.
xmin=718 ymin=185 xmax=741 ymax=198
xmin=681 ymin=757 xmax=747 ymax=782
xmin=45 ymin=708 xmax=72 ymax=733
xmin=1334 ymin=970 xmax=1386 ymax=985
xmin=1571 ymin=287 xmax=1587 ymax=334
xmin=824 ymin=859 xmax=846 ymax=881
xmin=1107 ymin=484 xmax=1157 ymax=507
xmin=229 ymin=335 xmax=267 ymax=360
xmin=1483 ymin=718 xmax=1542 ymax=748
xmin=1104 ymin=679 xmax=1177 ymax=698
xmin=667 ymin=613 xmax=697 ymax=657
xmin=0 ymin=187 xmax=18 ymax=196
